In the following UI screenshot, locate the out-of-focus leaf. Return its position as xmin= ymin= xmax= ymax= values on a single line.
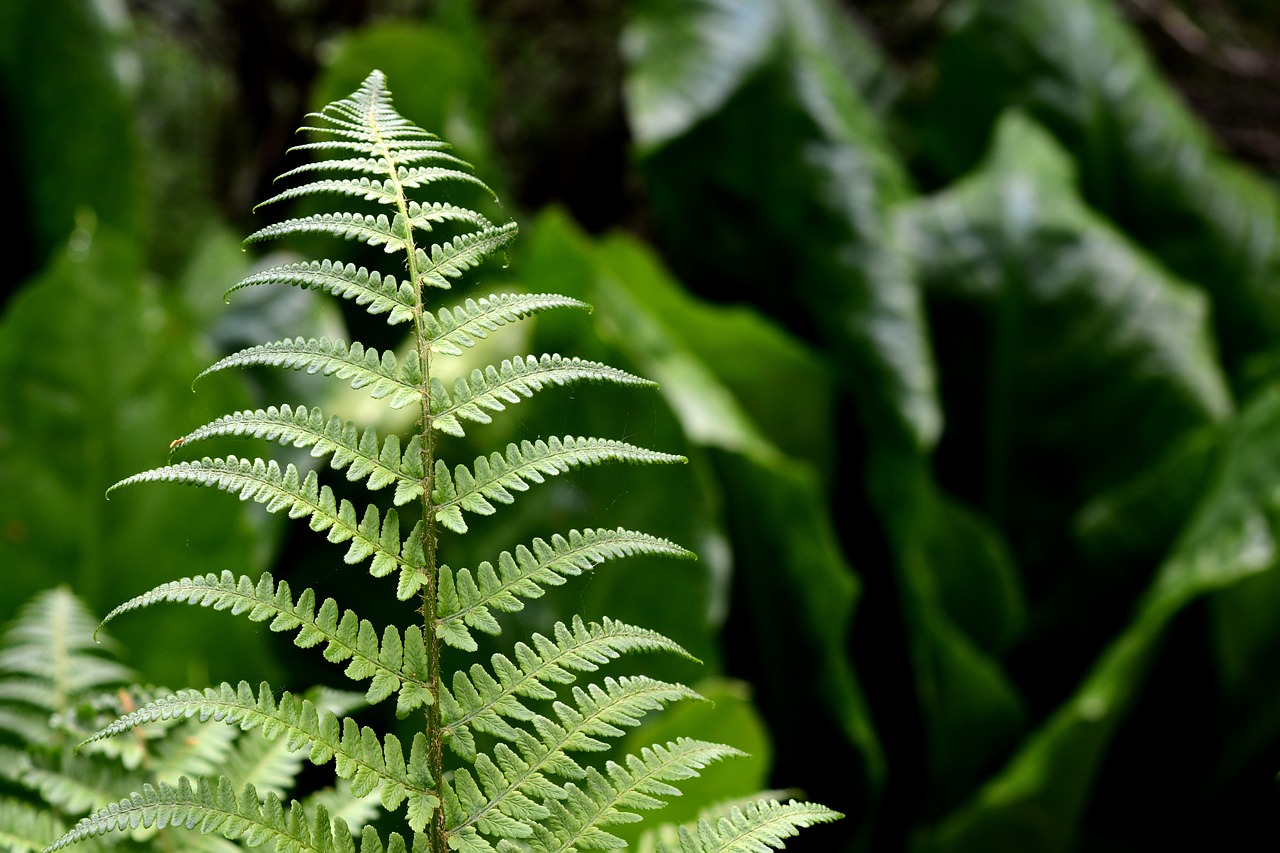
xmin=868 ymin=450 xmax=1027 ymax=814
xmin=923 ymin=0 xmax=1280 ymax=370
xmin=0 ymin=0 xmax=141 ymax=268
xmin=925 ymin=495 xmax=1024 ymax=657
xmin=631 ymin=0 xmax=938 ymax=453
xmin=0 ymin=226 xmax=282 ymax=688
xmin=622 ymin=0 xmax=780 ymax=151
xmin=917 ymin=383 xmax=1280 ymax=853
xmin=900 ymin=110 xmax=1233 ymax=519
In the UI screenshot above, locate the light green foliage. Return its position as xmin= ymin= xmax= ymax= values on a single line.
xmin=45 ymin=73 xmax=838 ymax=853
xmin=0 ymin=588 xmax=362 ymax=853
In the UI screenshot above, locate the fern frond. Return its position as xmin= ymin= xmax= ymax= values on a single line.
xmin=443 ymin=676 xmax=703 ymax=846
xmin=440 ymin=617 xmax=692 ymax=760
xmin=432 ymin=438 xmax=687 ymax=534
xmin=414 ymin=223 xmax=519 ymax=291
xmin=176 ymin=406 xmax=425 ymax=504
xmin=81 ymin=682 xmax=439 ymax=830
xmin=526 ymin=739 xmax=745 ymax=853
xmin=225 ymin=260 xmax=417 ymax=324
xmin=196 ymin=338 xmax=422 ymax=409
xmin=436 ymin=528 xmax=694 ymax=650
xmin=431 ymin=356 xmax=655 ymax=438
xmin=43 ymin=777 xmax=362 ymax=853
xmin=657 ymin=800 xmax=842 ymax=853
xmin=108 ymin=458 xmax=416 ymax=579
xmin=0 ymin=796 xmax=68 ymax=853
xmin=425 ymin=293 xmax=591 ymax=357
xmin=0 ymin=588 xmax=132 ymax=724
xmin=99 ymin=572 xmax=433 ymax=714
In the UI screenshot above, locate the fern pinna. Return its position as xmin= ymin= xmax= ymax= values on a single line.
xmin=45 ymin=72 xmax=839 ymax=853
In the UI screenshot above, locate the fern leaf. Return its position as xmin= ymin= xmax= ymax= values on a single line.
xmin=657 ymin=800 xmax=842 ymax=853
xmin=471 ymin=737 xmax=737 ymax=853
xmin=258 ymin=166 xmax=493 ymax=209
xmin=414 ymin=223 xmax=519 ymax=291
xmin=276 ymin=148 xmax=469 ymax=180
xmin=225 ymin=260 xmax=417 ymax=325
xmin=445 ymin=678 xmax=701 ymax=846
xmin=525 ymin=739 xmax=744 ymax=853
xmin=108 ymin=458 xmax=415 ymax=578
xmin=80 ymin=682 xmax=438 ymax=830
xmin=425 ymin=293 xmax=591 ymax=357
xmin=245 ymin=213 xmax=414 ymax=253
xmin=431 ymin=356 xmax=655 ymax=437
xmin=99 ymin=572 xmax=433 ymax=713
xmin=432 ymin=439 xmax=686 ymax=534
xmin=436 ymin=528 xmax=694 ymax=649
xmin=196 ymin=338 xmax=422 ymax=409
xmin=177 ymin=406 xmax=425 ymax=504
xmin=44 ymin=777 xmax=360 ymax=853
xmin=440 ymin=617 xmax=693 ymax=760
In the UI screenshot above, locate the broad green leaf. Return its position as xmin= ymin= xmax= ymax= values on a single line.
xmin=622 ymin=0 xmax=780 ymax=151
xmin=632 ymin=0 xmax=938 ymax=453
xmin=0 ymin=227 xmax=282 ymax=687
xmin=899 ymin=110 xmax=1232 ymax=523
xmin=917 ymin=383 xmax=1280 ymax=852
xmin=923 ymin=0 xmax=1280 ymax=371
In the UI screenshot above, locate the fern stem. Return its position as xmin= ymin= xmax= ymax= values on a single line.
xmin=364 ymin=87 xmax=447 ymax=853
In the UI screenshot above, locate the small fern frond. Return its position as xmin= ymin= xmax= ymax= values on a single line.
xmin=526 ymin=739 xmax=744 ymax=853
xmin=44 ymin=778 xmax=360 ymax=853
xmin=414 ymin=223 xmax=519 ymax=291
xmin=225 ymin=261 xmax=417 ymax=324
xmin=425 ymin=293 xmax=591 ymax=356
xmin=99 ymin=572 xmax=433 ymax=714
xmin=440 ymin=617 xmax=693 ymax=759
xmin=436 ymin=528 xmax=694 ymax=650
xmin=431 ymin=356 xmax=655 ymax=437
xmin=0 ymin=588 xmax=132 ymax=724
xmin=432 ymin=438 xmax=687 ymax=534
xmin=196 ymin=338 xmax=422 ymax=409
xmin=0 ymin=797 xmax=68 ymax=853
xmin=80 ymin=682 xmax=439 ymax=830
xmin=108 ymin=458 xmax=416 ymax=578
xmin=177 ymin=407 xmax=426 ymax=504
xmin=658 ymin=800 xmax=842 ymax=853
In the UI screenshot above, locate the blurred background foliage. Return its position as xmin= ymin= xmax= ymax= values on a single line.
xmin=3 ymin=0 xmax=1280 ymax=849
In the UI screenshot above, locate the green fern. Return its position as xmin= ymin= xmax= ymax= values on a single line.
xmin=0 ymin=587 xmax=364 ymax=853
xmin=45 ymin=71 xmax=840 ymax=853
